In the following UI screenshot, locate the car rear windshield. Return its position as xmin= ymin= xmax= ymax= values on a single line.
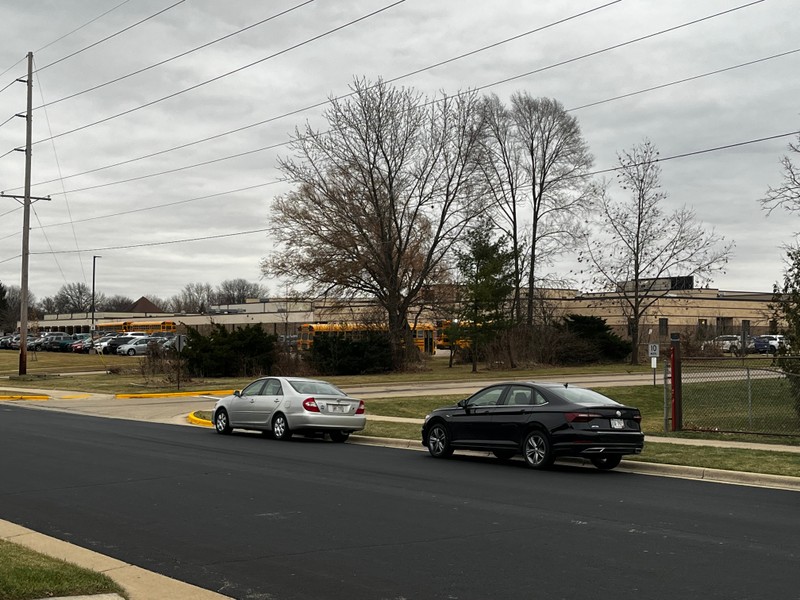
xmin=547 ymin=386 xmax=623 ymax=407
xmin=288 ymin=380 xmax=346 ymax=396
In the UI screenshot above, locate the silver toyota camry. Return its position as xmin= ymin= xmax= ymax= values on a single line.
xmin=212 ymin=376 xmax=365 ymax=442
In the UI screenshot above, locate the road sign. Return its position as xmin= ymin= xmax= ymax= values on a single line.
xmin=175 ymin=334 xmax=187 ymax=352
xmin=648 ymin=343 xmax=659 ymax=358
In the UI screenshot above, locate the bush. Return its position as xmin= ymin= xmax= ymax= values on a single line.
xmin=182 ymin=324 xmax=278 ymax=377
xmin=309 ymin=331 xmax=392 ymax=375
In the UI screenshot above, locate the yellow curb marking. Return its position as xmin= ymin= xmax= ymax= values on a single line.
xmin=188 ymin=412 xmax=213 ymax=427
xmin=116 ymin=389 xmax=234 ymax=399
xmin=0 ymin=395 xmax=50 ymax=401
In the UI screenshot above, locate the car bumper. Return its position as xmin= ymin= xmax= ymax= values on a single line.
xmin=288 ymin=413 xmax=366 ymax=432
xmin=552 ymin=431 xmax=645 ymax=457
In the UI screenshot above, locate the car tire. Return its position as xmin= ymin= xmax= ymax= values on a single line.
xmin=329 ymin=430 xmax=350 ymax=443
xmin=214 ymin=409 xmax=232 ymax=435
xmin=522 ymin=429 xmax=554 ymax=469
xmin=427 ymin=422 xmax=453 ymax=458
xmin=492 ymin=450 xmax=516 ymax=460
xmin=591 ymin=454 xmax=622 ymax=470
xmin=127 ymin=348 xmax=135 ymax=356
xmin=272 ymin=413 xmax=292 ymax=440
xmin=729 ymin=345 xmax=739 ymax=356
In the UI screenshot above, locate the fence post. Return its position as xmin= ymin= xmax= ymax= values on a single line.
xmin=670 ymin=332 xmax=682 ymax=431
xmin=746 ymin=365 xmax=753 ymax=428
xmin=663 ymin=359 xmax=670 ymax=433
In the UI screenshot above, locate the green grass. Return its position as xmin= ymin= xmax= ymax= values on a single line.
xmin=0 ymin=539 xmax=127 ymax=600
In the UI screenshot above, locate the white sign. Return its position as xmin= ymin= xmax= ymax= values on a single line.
xmin=648 ymin=343 xmax=660 ymax=358
xmin=175 ymin=334 xmax=187 ymax=352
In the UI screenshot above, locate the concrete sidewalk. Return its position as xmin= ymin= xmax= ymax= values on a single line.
xmin=1 ymin=520 xmax=230 ymax=600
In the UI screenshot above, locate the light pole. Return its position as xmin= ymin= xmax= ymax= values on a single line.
xmin=91 ymin=255 xmax=101 ymax=334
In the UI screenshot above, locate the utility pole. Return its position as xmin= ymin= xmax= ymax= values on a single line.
xmin=18 ymin=52 xmax=33 ymax=376
xmin=0 ymin=53 xmax=49 ymax=375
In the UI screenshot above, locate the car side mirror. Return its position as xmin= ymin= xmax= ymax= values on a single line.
xmin=233 ymin=390 xmax=241 ymax=397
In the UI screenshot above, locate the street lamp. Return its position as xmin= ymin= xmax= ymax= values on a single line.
xmin=91 ymin=255 xmax=101 ymax=334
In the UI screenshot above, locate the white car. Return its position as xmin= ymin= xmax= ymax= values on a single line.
xmin=212 ymin=376 xmax=366 ymax=442
xmin=704 ymin=335 xmax=743 ymax=354
xmin=116 ymin=337 xmax=154 ymax=356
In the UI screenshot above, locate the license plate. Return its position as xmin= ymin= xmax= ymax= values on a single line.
xmin=610 ymin=418 xmax=625 ymax=429
xmin=329 ymin=404 xmax=346 ymax=413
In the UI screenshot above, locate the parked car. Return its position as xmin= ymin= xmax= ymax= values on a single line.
xmin=105 ymin=336 xmax=135 ymax=355
xmin=27 ymin=335 xmax=45 ymax=351
xmin=703 ymin=335 xmax=743 ymax=354
xmin=116 ymin=337 xmax=155 ymax=356
xmin=42 ymin=333 xmax=71 ymax=351
xmin=0 ymin=335 xmax=13 ymax=349
xmin=753 ymin=334 xmax=790 ymax=354
xmin=91 ymin=335 xmax=116 ymax=354
xmin=421 ymin=382 xmax=644 ymax=470
xmin=212 ymin=376 xmax=366 ymax=442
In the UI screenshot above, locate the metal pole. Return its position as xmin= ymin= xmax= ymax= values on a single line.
xmin=18 ymin=52 xmax=33 ymax=376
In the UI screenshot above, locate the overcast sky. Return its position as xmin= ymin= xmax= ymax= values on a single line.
xmin=1 ymin=0 xmax=798 ymax=303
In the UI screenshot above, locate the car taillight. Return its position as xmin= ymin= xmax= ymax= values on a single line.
xmin=302 ymin=398 xmax=320 ymax=412
xmin=565 ymin=412 xmax=603 ymax=422
xmin=355 ymin=400 xmax=365 ymax=415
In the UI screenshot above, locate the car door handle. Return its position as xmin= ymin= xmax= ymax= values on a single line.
xmin=274 ymin=399 xmax=280 ymax=403
xmin=249 ymin=399 xmax=255 ymax=403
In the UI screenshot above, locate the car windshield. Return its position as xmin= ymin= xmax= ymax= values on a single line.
xmin=546 ymin=386 xmax=623 ymax=407
xmin=288 ymin=380 xmax=346 ymax=396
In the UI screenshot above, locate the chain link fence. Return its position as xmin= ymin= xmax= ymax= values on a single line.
xmin=675 ymin=356 xmax=800 ymax=437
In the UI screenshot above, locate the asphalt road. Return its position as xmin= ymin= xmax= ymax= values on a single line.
xmin=1 ymin=405 xmax=798 ymax=600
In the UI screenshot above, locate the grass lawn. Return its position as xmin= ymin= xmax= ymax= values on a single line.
xmin=0 ymin=539 xmax=127 ymax=600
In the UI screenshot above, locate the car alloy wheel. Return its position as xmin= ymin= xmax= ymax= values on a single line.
xmin=214 ymin=409 xmax=231 ymax=434
xmin=127 ymin=348 xmax=135 ymax=355
xmin=523 ymin=430 xmax=553 ymax=469
xmin=427 ymin=422 xmax=453 ymax=458
xmin=272 ymin=413 xmax=292 ymax=440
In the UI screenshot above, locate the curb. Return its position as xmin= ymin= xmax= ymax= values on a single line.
xmin=185 ymin=419 xmax=800 ymax=491
xmin=117 ymin=389 xmax=233 ymax=399
xmin=0 ymin=394 xmax=50 ymax=401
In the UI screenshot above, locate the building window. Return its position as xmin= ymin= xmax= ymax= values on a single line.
xmin=659 ymin=318 xmax=668 ymax=337
xmin=741 ymin=320 xmax=750 ymax=337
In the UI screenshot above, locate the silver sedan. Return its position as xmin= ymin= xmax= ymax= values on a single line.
xmin=212 ymin=376 xmax=365 ymax=442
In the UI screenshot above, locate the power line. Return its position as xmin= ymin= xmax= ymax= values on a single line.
xmin=469 ymin=0 xmax=766 ymax=94
xmin=36 ymin=3 xmax=781 ymax=199
xmin=35 ymin=180 xmax=285 ymax=230
xmin=34 ymin=0 xmax=316 ymax=111
xmin=34 ymin=0 xmax=134 ymax=54
xmin=567 ymin=47 xmax=800 ymax=112
xmin=23 ymin=130 xmax=800 ymax=252
xmin=35 ymin=0 xmax=187 ymax=73
xmin=9 ymin=1 xmax=648 ymax=190
xmin=31 ymin=0 xmax=406 ymax=146
xmin=29 ymin=227 xmax=275 ymax=255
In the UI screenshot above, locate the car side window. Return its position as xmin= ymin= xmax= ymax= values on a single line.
xmin=263 ymin=379 xmax=283 ymax=395
xmin=241 ymin=380 xmax=267 ymax=396
xmin=467 ymin=386 xmax=506 ymax=407
xmin=507 ymin=386 xmax=532 ymax=406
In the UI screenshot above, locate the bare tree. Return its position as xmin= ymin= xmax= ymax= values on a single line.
xmin=216 ymin=279 xmax=266 ymax=305
xmin=509 ymin=93 xmax=595 ymax=325
xmin=760 ymin=133 xmax=800 ymax=215
xmin=100 ymin=294 xmax=135 ymax=311
xmin=171 ymin=282 xmax=215 ymax=313
xmin=264 ymin=78 xmax=487 ymax=368
xmin=54 ymin=283 xmax=92 ymax=313
xmin=1 ymin=285 xmax=36 ymax=331
xmin=581 ymin=139 xmax=732 ymax=364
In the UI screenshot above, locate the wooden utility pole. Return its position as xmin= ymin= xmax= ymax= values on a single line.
xmin=18 ymin=51 xmax=33 ymax=376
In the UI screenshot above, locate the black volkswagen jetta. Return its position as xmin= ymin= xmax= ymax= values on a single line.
xmin=421 ymin=381 xmax=644 ymax=470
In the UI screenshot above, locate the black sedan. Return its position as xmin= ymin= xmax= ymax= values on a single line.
xmin=421 ymin=382 xmax=644 ymax=470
